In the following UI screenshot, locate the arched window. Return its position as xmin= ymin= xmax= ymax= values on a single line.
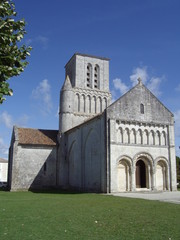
xmin=81 ymin=94 xmax=85 ymax=113
xmin=102 ymin=97 xmax=107 ymax=110
xmin=75 ymin=93 xmax=80 ymax=112
xmin=144 ymin=130 xmax=148 ymax=145
xmin=140 ymin=103 xmax=144 ymax=114
xmin=96 ymin=97 xmax=102 ymax=113
xmin=94 ymin=64 xmax=100 ymax=89
xmin=86 ymin=95 xmax=91 ymax=114
xmin=124 ymin=128 xmax=130 ymax=144
xmin=91 ymin=96 xmax=96 ymax=113
xmin=156 ymin=131 xmax=161 ymax=145
xmin=136 ymin=129 xmax=142 ymax=144
xmin=161 ymin=131 xmax=166 ymax=146
xmin=130 ymin=129 xmax=136 ymax=144
xmin=117 ymin=127 xmax=123 ymax=143
xmin=87 ymin=63 xmax=92 ymax=88
xmin=149 ymin=130 xmax=155 ymax=145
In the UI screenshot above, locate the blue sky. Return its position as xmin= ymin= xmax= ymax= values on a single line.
xmin=0 ymin=0 xmax=180 ymax=159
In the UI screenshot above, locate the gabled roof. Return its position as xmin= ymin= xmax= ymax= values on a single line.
xmin=108 ymin=80 xmax=173 ymax=116
xmin=107 ymin=80 xmax=174 ymax=125
xmin=16 ymin=127 xmax=58 ymax=146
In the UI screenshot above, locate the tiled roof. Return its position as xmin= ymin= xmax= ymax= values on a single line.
xmin=0 ymin=158 xmax=8 ymax=163
xmin=17 ymin=127 xmax=58 ymax=146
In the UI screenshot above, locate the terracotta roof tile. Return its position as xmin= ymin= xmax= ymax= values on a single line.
xmin=17 ymin=128 xmax=58 ymax=146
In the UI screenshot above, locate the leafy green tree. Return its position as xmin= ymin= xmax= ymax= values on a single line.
xmin=0 ymin=0 xmax=32 ymax=103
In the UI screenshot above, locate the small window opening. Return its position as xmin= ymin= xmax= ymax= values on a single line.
xmin=140 ymin=103 xmax=144 ymax=114
xmin=87 ymin=84 xmax=90 ymax=87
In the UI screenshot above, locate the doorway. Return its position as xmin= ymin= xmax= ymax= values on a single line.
xmin=136 ymin=160 xmax=146 ymax=188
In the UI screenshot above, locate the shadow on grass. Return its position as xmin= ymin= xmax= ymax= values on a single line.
xmin=29 ymin=188 xmax=89 ymax=195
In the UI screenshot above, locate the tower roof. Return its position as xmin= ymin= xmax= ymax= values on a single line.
xmin=61 ymin=75 xmax=72 ymax=90
xmin=65 ymin=52 xmax=110 ymax=68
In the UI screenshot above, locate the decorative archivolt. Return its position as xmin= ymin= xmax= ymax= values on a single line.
xmin=74 ymin=87 xmax=111 ymax=98
xmin=117 ymin=126 xmax=167 ymax=146
xmin=133 ymin=152 xmax=154 ymax=167
xmin=117 ymin=155 xmax=133 ymax=167
xmin=154 ymin=156 xmax=169 ymax=166
xmin=75 ymin=93 xmax=108 ymax=114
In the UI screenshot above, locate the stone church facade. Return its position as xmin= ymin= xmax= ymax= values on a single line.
xmin=8 ymin=53 xmax=177 ymax=192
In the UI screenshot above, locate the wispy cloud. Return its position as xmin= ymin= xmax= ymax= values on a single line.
xmin=17 ymin=114 xmax=30 ymax=127
xmin=113 ymin=78 xmax=129 ymax=95
xmin=0 ymin=111 xmax=30 ymax=129
xmin=26 ymin=35 xmax=49 ymax=50
xmin=0 ymin=137 xmax=8 ymax=157
xmin=147 ymin=77 xmax=162 ymax=97
xmin=130 ymin=66 xmax=148 ymax=86
xmin=112 ymin=66 xmax=163 ymax=101
xmin=0 ymin=111 xmax=13 ymax=129
xmin=32 ymin=79 xmax=53 ymax=115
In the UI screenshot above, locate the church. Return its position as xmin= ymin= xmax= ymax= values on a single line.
xmin=8 ymin=53 xmax=177 ymax=192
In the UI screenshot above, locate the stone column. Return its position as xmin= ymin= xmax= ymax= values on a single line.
xmin=127 ymin=166 xmax=129 ymax=191
xmin=152 ymin=167 xmax=156 ymax=191
xmin=167 ymin=167 xmax=170 ymax=190
xmin=148 ymin=165 xmax=151 ymax=190
xmin=131 ymin=166 xmax=136 ymax=191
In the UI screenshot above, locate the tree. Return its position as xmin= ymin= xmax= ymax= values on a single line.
xmin=0 ymin=0 xmax=32 ymax=103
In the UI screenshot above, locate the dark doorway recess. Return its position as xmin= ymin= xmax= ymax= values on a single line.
xmin=136 ymin=160 xmax=146 ymax=188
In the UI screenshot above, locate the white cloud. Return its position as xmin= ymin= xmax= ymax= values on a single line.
xmin=26 ymin=35 xmax=49 ymax=50
xmin=113 ymin=78 xmax=129 ymax=95
xmin=111 ymin=89 xmax=117 ymax=103
xmin=130 ymin=66 xmax=148 ymax=86
xmin=0 ymin=111 xmax=13 ymax=129
xmin=0 ymin=111 xmax=30 ymax=130
xmin=17 ymin=114 xmax=29 ymax=127
xmin=36 ymin=36 xmax=49 ymax=50
xmin=147 ymin=77 xmax=162 ymax=97
xmin=129 ymin=66 xmax=162 ymax=97
xmin=0 ymin=137 xmax=8 ymax=157
xmin=32 ymin=79 xmax=53 ymax=115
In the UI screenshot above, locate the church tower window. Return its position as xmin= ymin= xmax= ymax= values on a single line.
xmin=87 ymin=64 xmax=92 ymax=88
xmin=94 ymin=64 xmax=99 ymax=89
xmin=140 ymin=103 xmax=144 ymax=114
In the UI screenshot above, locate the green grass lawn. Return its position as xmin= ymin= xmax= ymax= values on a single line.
xmin=0 ymin=191 xmax=179 ymax=240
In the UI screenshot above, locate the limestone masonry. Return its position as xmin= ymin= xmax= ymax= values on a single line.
xmin=8 ymin=53 xmax=177 ymax=192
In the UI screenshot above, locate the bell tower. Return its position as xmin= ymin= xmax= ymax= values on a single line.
xmin=59 ymin=53 xmax=111 ymax=133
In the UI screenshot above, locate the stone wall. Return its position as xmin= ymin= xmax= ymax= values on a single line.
xmin=9 ymin=144 xmax=57 ymax=191
xmin=58 ymin=113 xmax=107 ymax=192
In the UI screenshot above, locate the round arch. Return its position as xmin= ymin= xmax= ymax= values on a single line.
xmin=133 ymin=152 xmax=154 ymax=190
xmin=155 ymin=156 xmax=169 ymax=190
xmin=116 ymin=155 xmax=132 ymax=192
